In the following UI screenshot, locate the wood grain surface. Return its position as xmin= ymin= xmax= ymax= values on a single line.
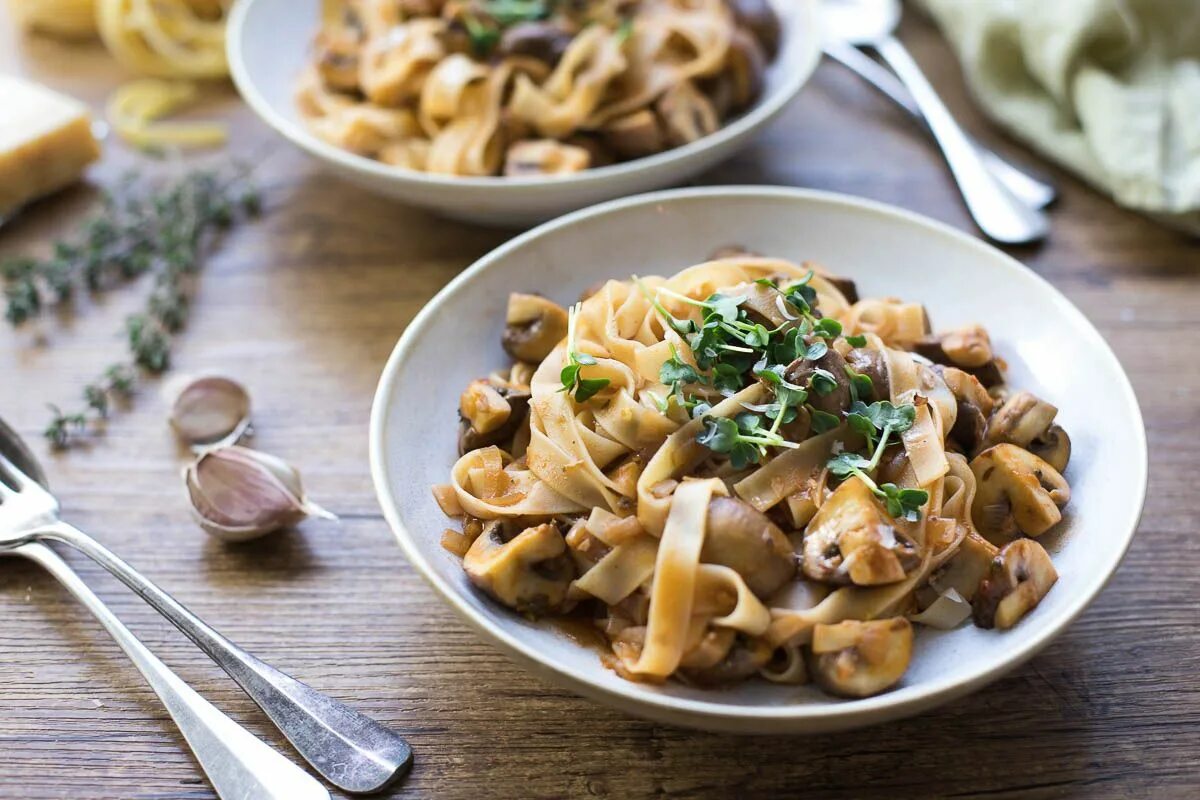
xmin=2 ymin=9 xmax=1198 ymax=800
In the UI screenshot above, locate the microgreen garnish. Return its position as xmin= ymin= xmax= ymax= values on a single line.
xmin=809 ymin=408 xmax=841 ymax=433
xmin=808 ymin=367 xmax=839 ymax=396
xmin=696 ymin=412 xmax=798 ymax=469
xmin=559 ymin=303 xmax=610 ymax=403
xmin=826 ymin=399 xmax=927 ymax=520
xmin=813 ymin=317 xmax=843 ymax=339
xmin=846 ymin=334 xmax=868 ymax=347
xmin=845 ymin=366 xmax=875 ymax=403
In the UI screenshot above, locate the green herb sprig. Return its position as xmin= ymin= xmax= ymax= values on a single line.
xmin=827 ymin=400 xmax=928 ymax=520
xmin=559 ymin=302 xmax=611 ymax=403
xmin=4 ymin=168 xmax=262 ymax=449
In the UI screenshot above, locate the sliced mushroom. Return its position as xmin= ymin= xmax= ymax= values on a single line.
xmin=463 ymin=521 xmax=574 ymax=615
xmin=601 ymin=109 xmax=666 ymax=158
xmin=785 ymin=343 xmax=851 ymax=416
xmin=913 ymin=329 xmax=1004 ymax=388
xmin=504 ymin=139 xmax=591 ymax=176
xmin=1030 ymin=424 xmax=1071 ymax=473
xmin=681 ymin=636 xmax=773 ymax=686
xmin=939 ymin=366 xmax=994 ymax=452
xmin=810 ymin=618 xmax=913 ymax=698
xmin=501 ymin=292 xmax=569 ymax=363
xmin=970 ymin=444 xmax=1070 ymax=540
xmin=929 ymin=532 xmax=998 ymax=601
xmin=802 ymin=477 xmax=921 ymax=586
xmin=972 ymin=539 xmax=1058 ymax=629
xmin=727 ymin=0 xmax=781 ymax=57
xmin=984 ymin=391 xmax=1058 ymax=450
xmin=701 ymin=497 xmax=796 ymax=598
xmin=827 ymin=275 xmax=860 ymax=304
xmin=656 ymin=80 xmax=719 ymax=146
xmin=708 ymin=27 xmax=766 ymax=115
xmin=564 ymin=134 xmax=616 ymax=169
xmin=940 ymin=324 xmax=993 ymax=368
xmin=458 ymin=381 xmax=530 ymax=454
xmin=678 ymin=626 xmax=736 ymax=670
xmin=314 ymin=28 xmax=362 ymax=92
xmin=845 ymin=346 xmax=889 ymax=401
xmin=496 ymin=21 xmax=574 ymax=66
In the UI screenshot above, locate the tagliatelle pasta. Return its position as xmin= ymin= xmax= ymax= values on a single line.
xmin=300 ymin=0 xmax=781 ymax=176
xmin=434 ymin=251 xmax=1074 ymax=696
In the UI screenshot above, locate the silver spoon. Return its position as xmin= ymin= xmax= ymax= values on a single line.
xmin=0 ymin=423 xmax=329 ymax=800
xmin=0 ymin=419 xmax=413 ymax=795
xmin=822 ymin=0 xmax=1050 ymax=244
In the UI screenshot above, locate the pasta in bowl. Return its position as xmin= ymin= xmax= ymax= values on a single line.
xmin=434 ymin=254 xmax=1073 ymax=697
xmin=370 ymin=187 xmax=1145 ymax=731
xmin=227 ymin=0 xmax=819 ymax=224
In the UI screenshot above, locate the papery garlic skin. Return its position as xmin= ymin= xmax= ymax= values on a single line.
xmin=168 ymin=374 xmax=252 ymax=448
xmin=184 ymin=445 xmax=336 ymax=542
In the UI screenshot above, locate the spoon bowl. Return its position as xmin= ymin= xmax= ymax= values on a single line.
xmin=822 ymin=0 xmax=901 ymax=45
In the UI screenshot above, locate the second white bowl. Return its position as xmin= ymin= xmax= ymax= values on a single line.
xmin=227 ymin=0 xmax=822 ymax=226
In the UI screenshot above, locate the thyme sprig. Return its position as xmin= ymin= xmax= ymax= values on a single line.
xmin=4 ymin=168 xmax=262 ymax=449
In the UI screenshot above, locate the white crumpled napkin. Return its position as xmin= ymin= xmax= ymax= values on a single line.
xmin=918 ymin=0 xmax=1200 ymax=234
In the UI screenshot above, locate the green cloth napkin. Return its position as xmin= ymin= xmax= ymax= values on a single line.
xmin=918 ymin=0 xmax=1200 ymax=234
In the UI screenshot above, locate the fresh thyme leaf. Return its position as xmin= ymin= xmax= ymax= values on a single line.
xmin=846 ymin=334 xmax=868 ymax=347
xmin=3 ymin=168 xmax=262 ymax=449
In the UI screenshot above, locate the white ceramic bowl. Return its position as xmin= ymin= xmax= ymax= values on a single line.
xmin=227 ymin=0 xmax=821 ymax=226
xmin=369 ymin=187 xmax=1147 ymax=732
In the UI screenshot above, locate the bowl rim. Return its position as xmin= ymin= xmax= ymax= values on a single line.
xmin=226 ymin=0 xmax=821 ymax=192
xmin=368 ymin=186 xmax=1148 ymax=727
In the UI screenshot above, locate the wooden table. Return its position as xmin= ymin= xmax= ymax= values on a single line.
xmin=2 ymin=10 xmax=1198 ymax=800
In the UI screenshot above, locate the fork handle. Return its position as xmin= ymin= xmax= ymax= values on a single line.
xmin=12 ymin=542 xmax=329 ymax=800
xmin=38 ymin=522 xmax=413 ymax=795
xmin=872 ymin=36 xmax=1049 ymax=244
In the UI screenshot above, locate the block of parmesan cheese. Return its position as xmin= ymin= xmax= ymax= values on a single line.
xmin=0 ymin=76 xmax=101 ymax=216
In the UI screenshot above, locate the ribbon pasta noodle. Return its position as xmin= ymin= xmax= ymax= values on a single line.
xmin=299 ymin=0 xmax=782 ymax=176
xmin=434 ymin=252 xmax=1074 ymax=697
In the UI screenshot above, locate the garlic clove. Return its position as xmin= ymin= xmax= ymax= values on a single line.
xmin=184 ymin=444 xmax=336 ymax=542
xmin=169 ymin=374 xmax=252 ymax=447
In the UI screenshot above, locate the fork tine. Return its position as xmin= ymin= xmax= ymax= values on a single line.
xmin=0 ymin=448 xmax=34 ymax=494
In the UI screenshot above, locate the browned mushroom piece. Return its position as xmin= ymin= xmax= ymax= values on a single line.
xmin=801 ymin=476 xmax=921 ymax=586
xmin=701 ymin=497 xmax=796 ymax=598
xmin=845 ymin=346 xmax=889 ymax=400
xmin=712 ymin=27 xmax=767 ymax=115
xmin=970 ymin=444 xmax=1070 ymax=540
xmin=727 ymin=0 xmax=782 ymax=57
xmin=939 ymin=366 xmax=994 ymax=453
xmin=1029 ymin=424 xmax=1071 ymax=473
xmin=503 ymin=139 xmax=591 ymax=176
xmin=681 ymin=636 xmax=773 ymax=686
xmin=564 ymin=133 xmax=616 ymax=169
xmin=826 ymin=275 xmax=860 ymax=304
xmin=458 ymin=380 xmax=531 ymax=455
xmin=463 ymin=521 xmax=574 ymax=616
xmin=913 ymin=325 xmax=1005 ymax=387
xmin=810 ymin=618 xmax=913 ymax=698
xmin=314 ymin=27 xmax=362 ymax=92
xmin=984 ymin=390 xmax=1058 ymax=450
xmin=601 ymin=109 xmax=666 ymax=158
xmin=929 ymin=532 xmax=998 ymax=601
xmin=785 ymin=343 xmax=851 ymax=416
xmin=501 ymin=292 xmax=569 ymax=362
xmin=972 ymin=538 xmax=1058 ymax=629
xmin=656 ymin=80 xmax=719 ymax=146
xmin=496 ymin=21 xmax=574 ymax=66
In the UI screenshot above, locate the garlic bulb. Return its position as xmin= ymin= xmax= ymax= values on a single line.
xmin=169 ymin=374 xmax=252 ymax=448
xmin=184 ymin=445 xmax=336 ymax=542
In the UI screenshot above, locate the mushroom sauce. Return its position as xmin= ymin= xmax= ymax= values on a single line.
xmin=298 ymin=0 xmax=780 ymax=176
xmin=432 ymin=251 xmax=1072 ymax=697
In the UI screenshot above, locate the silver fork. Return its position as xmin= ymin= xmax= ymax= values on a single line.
xmin=0 ymin=436 xmax=413 ymax=795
